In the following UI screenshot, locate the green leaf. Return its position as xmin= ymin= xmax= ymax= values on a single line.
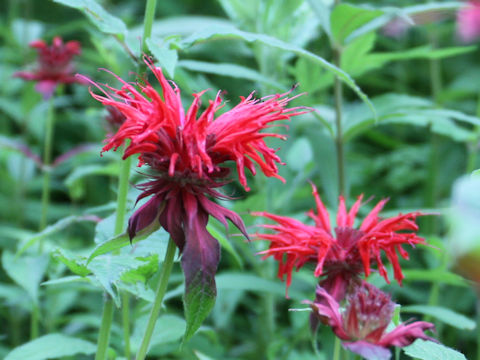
xmin=52 ymin=249 xmax=90 ymax=277
xmin=65 ymin=163 xmax=120 ymax=199
xmin=147 ymin=38 xmax=178 ymax=78
xmin=402 ymin=305 xmax=475 ymax=330
xmin=330 ymin=4 xmax=383 ymax=45
xmin=52 ymin=0 xmax=127 ymax=35
xmin=1 ymin=251 xmax=49 ymax=304
xmin=180 ymin=27 xmax=376 ymax=118
xmin=178 ymin=60 xmax=286 ymax=91
xmin=403 ymin=339 xmax=467 ymax=360
xmin=17 ymin=215 xmax=98 ymax=255
xmin=195 ymin=351 xmax=217 ymax=360
xmin=183 ymin=272 xmax=216 ymax=343
xmin=5 ymin=334 xmax=96 ymax=360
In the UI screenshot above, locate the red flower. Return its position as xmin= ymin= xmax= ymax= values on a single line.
xmin=307 ymin=283 xmax=435 ymax=360
xmin=81 ymin=58 xmax=305 ymax=309
xmin=14 ymin=36 xmax=81 ymax=99
xmin=457 ymin=1 xmax=480 ymax=42
xmin=254 ymin=183 xmax=425 ymax=297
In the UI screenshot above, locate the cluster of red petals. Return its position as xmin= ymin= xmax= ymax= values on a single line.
xmin=254 ymin=183 xmax=425 ymax=296
xmin=457 ymin=1 xmax=480 ymax=42
xmin=307 ymin=283 xmax=435 ymax=360
xmin=83 ymin=59 xmax=305 ymax=298
xmin=14 ymin=36 xmax=81 ymax=98
xmin=84 ymin=58 xmax=305 ymax=192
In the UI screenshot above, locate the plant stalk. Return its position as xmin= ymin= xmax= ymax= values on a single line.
xmin=39 ymin=97 xmax=55 ymax=237
xmin=135 ymin=238 xmax=176 ymax=360
xmin=95 ymin=148 xmax=131 ymax=360
xmin=95 ymin=297 xmax=114 ymax=360
xmin=466 ymin=91 xmax=480 ymax=173
xmin=142 ymin=0 xmax=157 ymax=53
xmin=333 ymin=336 xmax=342 ymax=360
xmin=333 ymin=47 xmax=345 ymax=196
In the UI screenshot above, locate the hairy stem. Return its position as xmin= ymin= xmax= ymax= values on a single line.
xmin=136 ymin=238 xmax=176 ymax=360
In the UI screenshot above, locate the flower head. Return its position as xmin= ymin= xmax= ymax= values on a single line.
xmin=82 ymin=58 xmax=306 ymax=312
xmin=457 ymin=1 xmax=480 ymax=42
xmin=307 ymin=283 xmax=435 ymax=360
xmin=254 ymin=183 xmax=425 ymax=297
xmin=14 ymin=36 xmax=81 ymax=99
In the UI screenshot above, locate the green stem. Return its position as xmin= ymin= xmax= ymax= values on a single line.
xmin=117 ymin=155 xmax=132 ymax=359
xmin=142 ymin=0 xmax=157 ymax=53
xmin=95 ymin=297 xmax=114 ymax=360
xmin=30 ymin=305 xmax=40 ymax=340
xmin=95 ymin=148 xmax=131 ymax=360
xmin=333 ymin=336 xmax=342 ymax=360
xmin=39 ymin=97 xmax=55 ymax=236
xmin=136 ymin=238 xmax=176 ymax=360
xmin=466 ymin=92 xmax=480 ymax=173
xmin=333 ymin=47 xmax=345 ymax=196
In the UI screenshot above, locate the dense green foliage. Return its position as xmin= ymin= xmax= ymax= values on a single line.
xmin=1 ymin=0 xmax=480 ymax=359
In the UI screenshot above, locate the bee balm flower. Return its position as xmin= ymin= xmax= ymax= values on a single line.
xmin=81 ymin=58 xmax=305 ymax=307
xmin=14 ymin=36 xmax=81 ymax=99
xmin=254 ymin=183 xmax=425 ymax=298
xmin=457 ymin=1 xmax=480 ymax=42
xmin=307 ymin=283 xmax=435 ymax=360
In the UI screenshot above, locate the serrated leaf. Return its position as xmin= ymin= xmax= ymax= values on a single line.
xmin=1 ymin=251 xmax=49 ymax=304
xmin=5 ymin=334 xmax=96 ymax=360
xmin=403 ymin=339 xmax=466 ymax=360
xmin=146 ymin=38 xmax=178 ymax=78
xmin=52 ymin=249 xmax=90 ymax=277
xmin=402 ymin=305 xmax=475 ymax=330
xmin=52 ymin=0 xmax=127 ymax=35
xmin=180 ymin=27 xmax=376 ymax=118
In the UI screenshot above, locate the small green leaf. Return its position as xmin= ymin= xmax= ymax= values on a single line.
xmin=403 ymin=339 xmax=467 ymax=360
xmin=52 ymin=249 xmax=90 ymax=277
xmin=402 ymin=305 xmax=475 ymax=330
xmin=1 ymin=251 xmax=49 ymax=304
xmin=146 ymin=38 xmax=178 ymax=78
xmin=130 ymin=314 xmax=185 ymax=352
xmin=52 ymin=0 xmax=127 ymax=35
xmin=5 ymin=334 xmax=96 ymax=360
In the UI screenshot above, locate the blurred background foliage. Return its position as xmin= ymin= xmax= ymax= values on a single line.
xmin=1 ymin=0 xmax=480 ymax=359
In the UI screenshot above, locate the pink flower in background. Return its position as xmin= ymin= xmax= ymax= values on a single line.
xmin=14 ymin=36 xmax=81 ymax=99
xmin=307 ymin=283 xmax=436 ymax=360
xmin=457 ymin=1 xmax=480 ymax=42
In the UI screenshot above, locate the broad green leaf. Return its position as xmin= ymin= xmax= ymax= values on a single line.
xmin=180 ymin=27 xmax=375 ymax=118
xmin=195 ymin=351 xmax=217 ymax=360
xmin=5 ymin=334 xmax=96 ymax=360
xmin=147 ymin=38 xmax=178 ymax=78
xmin=17 ymin=215 xmax=99 ymax=255
xmin=178 ymin=60 xmax=286 ymax=91
xmin=402 ymin=305 xmax=475 ymax=330
xmin=53 ymin=249 xmax=90 ymax=277
xmin=330 ymin=4 xmax=383 ymax=45
xmin=307 ymin=0 xmax=332 ymax=37
xmin=1 ymin=252 xmax=49 ymax=304
xmin=130 ymin=314 xmax=185 ymax=352
xmin=52 ymin=0 xmax=127 ymax=35
xmin=403 ymin=339 xmax=466 ymax=360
